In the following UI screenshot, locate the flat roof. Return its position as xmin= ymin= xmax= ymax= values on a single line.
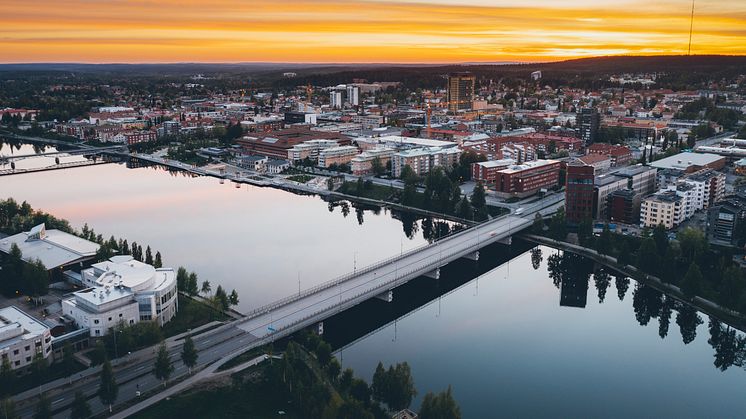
xmin=476 ymin=159 xmax=515 ymax=168
xmin=650 ymin=152 xmax=724 ymax=170
xmin=499 ymin=159 xmax=559 ymax=174
xmin=0 ymin=306 xmax=48 ymax=347
xmin=0 ymin=224 xmax=100 ymax=270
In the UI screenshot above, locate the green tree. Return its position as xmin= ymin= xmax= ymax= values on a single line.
xmin=229 ymin=289 xmax=239 ymax=306
xmin=616 ymin=239 xmax=633 ymax=266
xmin=681 ymin=262 xmax=703 ymax=298
xmin=32 ymin=393 xmax=51 ymax=419
xmin=70 ymin=391 xmax=92 ymax=419
xmin=384 ymin=363 xmax=416 ymax=411
xmin=186 ymin=272 xmax=199 ymax=296
xmin=24 ymin=259 xmax=48 ymax=297
xmin=145 ymin=246 xmax=153 ymax=265
xmin=31 ymin=352 xmax=48 ymax=384
xmin=98 ymin=359 xmax=118 ymax=412
xmin=61 ymin=341 xmax=77 ymax=378
xmin=201 ymin=280 xmax=211 ymax=296
xmin=214 ymin=286 xmax=229 ymax=311
xmin=181 ymin=335 xmax=198 ymax=374
xmin=456 ymin=196 xmax=473 ymax=220
xmin=153 ymin=251 xmax=163 ymax=269
xmin=419 ymin=386 xmax=461 ymax=419
xmin=577 ymin=217 xmax=593 ymax=246
xmin=176 ymin=267 xmax=189 ymax=292
xmin=470 ymin=182 xmax=487 ymax=215
xmin=548 ymin=208 xmax=567 ymax=241
xmin=677 ymin=227 xmax=708 ymax=262
xmin=371 ymin=362 xmax=388 ymax=404
xmin=371 ymin=157 xmax=386 ymax=177
xmin=1 ymin=398 xmax=17 ymax=419
xmin=400 ymin=165 xmax=418 ymax=186
xmin=0 ymin=358 xmax=14 ymax=397
xmin=636 ymin=237 xmax=659 ymax=274
xmin=596 ymin=224 xmax=613 ymax=255
xmin=314 ymin=341 xmax=332 ymax=367
xmin=154 ymin=342 xmax=173 ymax=387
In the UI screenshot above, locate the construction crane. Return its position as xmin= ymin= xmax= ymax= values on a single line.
xmin=426 ymin=103 xmax=433 ymax=139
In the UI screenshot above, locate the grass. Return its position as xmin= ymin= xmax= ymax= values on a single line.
xmin=337 ymin=181 xmax=395 ymax=201
xmin=163 ymin=295 xmax=228 ymax=338
xmin=13 ymin=362 xmax=87 ymax=395
xmin=286 ymin=174 xmax=314 ymax=184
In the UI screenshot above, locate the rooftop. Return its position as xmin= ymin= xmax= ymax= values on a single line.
xmin=0 ymin=306 xmax=49 ymax=348
xmin=650 ymin=152 xmax=724 ymax=170
xmin=0 ymin=224 xmax=99 ymax=270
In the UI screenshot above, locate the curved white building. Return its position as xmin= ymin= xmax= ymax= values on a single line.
xmin=63 ymin=256 xmax=178 ymax=337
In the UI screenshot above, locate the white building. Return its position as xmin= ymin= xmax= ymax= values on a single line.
xmin=63 ymin=256 xmax=178 ymax=337
xmin=347 ymin=85 xmax=360 ymax=106
xmin=0 ymin=306 xmax=52 ymax=370
xmin=330 ymin=91 xmax=343 ymax=109
xmin=0 ymin=224 xmax=99 ymax=270
xmin=317 ymin=146 xmax=360 ymax=168
xmin=391 ymin=147 xmax=461 ymax=177
xmin=640 ymin=190 xmax=686 ymax=229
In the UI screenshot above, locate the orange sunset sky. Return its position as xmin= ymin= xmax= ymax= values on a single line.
xmin=1 ymin=0 xmax=745 ymax=63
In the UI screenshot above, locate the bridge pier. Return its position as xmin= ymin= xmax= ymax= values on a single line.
xmin=462 ymin=251 xmax=479 ymax=261
xmin=424 ymin=267 xmax=440 ymax=280
xmin=375 ymin=290 xmax=393 ymax=303
xmin=317 ymin=321 xmax=324 ymax=335
xmin=497 ymin=236 xmax=512 ymax=245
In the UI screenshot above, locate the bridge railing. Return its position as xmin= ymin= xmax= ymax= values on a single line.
xmin=242 ymin=211 xmax=521 ymax=319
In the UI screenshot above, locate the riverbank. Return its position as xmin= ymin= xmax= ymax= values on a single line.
xmin=521 ymin=233 xmax=746 ymax=332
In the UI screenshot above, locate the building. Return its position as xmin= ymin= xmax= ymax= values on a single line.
xmin=266 ymin=159 xmax=290 ymax=174
xmin=0 ymin=224 xmax=99 ymax=271
xmin=593 ymin=175 xmax=628 ymax=220
xmin=111 ymin=130 xmax=157 ymax=145
xmin=0 ymin=306 xmax=52 ymax=370
xmin=62 ymin=256 xmax=178 ymax=337
xmin=578 ymin=108 xmax=600 ymax=145
xmin=614 ymin=165 xmax=658 ymax=197
xmin=287 ymin=139 xmax=339 ymax=162
xmin=608 ymin=189 xmax=641 ymax=225
xmin=471 ymin=159 xmax=515 ymax=184
xmin=447 ymin=72 xmax=476 ymax=113
xmin=391 ymin=147 xmax=460 ymax=177
xmin=330 ymin=91 xmax=343 ymax=109
xmin=576 ymin=154 xmax=611 ymax=174
xmin=680 ymin=169 xmax=726 ymax=210
xmin=346 ymin=85 xmax=360 ymax=106
xmin=650 ymin=152 xmax=726 ymax=173
xmin=565 ymin=163 xmax=596 ymax=224
xmin=494 ymin=159 xmax=561 ymax=198
xmin=640 ymin=191 xmax=685 ymax=229
xmin=237 ymin=128 xmax=350 ymax=159
xmin=711 ymin=194 xmax=746 ymax=245
xmin=586 ymin=143 xmax=633 ymax=166
xmin=317 ymin=146 xmax=360 ymax=168
xmin=350 ymin=148 xmax=395 ymax=176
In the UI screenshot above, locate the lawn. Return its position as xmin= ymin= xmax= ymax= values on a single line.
xmin=163 ymin=295 xmax=228 ymax=338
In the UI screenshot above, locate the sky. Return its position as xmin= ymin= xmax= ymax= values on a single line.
xmin=0 ymin=0 xmax=744 ymax=63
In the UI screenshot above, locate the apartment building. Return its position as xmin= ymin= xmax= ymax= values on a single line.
xmin=640 ymin=191 xmax=686 ymax=229
xmin=317 ymin=146 xmax=360 ymax=168
xmin=0 ymin=307 xmax=52 ymax=370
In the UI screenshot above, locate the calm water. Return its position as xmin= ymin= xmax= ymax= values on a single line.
xmin=3 ymin=141 xmax=746 ymax=417
xmin=0 ymin=143 xmax=451 ymax=311
xmin=334 ymin=246 xmax=746 ymax=418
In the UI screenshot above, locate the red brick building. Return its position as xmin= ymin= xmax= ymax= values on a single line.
xmin=587 ymin=143 xmax=633 ymax=166
xmin=494 ymin=159 xmax=560 ymax=197
xmin=471 ymin=159 xmax=514 ymax=183
xmin=564 ymin=162 xmax=596 ymax=224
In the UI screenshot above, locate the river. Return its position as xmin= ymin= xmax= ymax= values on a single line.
xmin=3 ymin=141 xmax=746 ymax=418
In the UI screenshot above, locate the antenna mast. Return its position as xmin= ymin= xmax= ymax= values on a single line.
xmin=688 ymin=0 xmax=695 ymax=55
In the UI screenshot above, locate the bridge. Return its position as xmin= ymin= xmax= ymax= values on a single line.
xmin=0 ymin=145 xmax=125 ymax=163
xmin=235 ymin=193 xmax=562 ymax=342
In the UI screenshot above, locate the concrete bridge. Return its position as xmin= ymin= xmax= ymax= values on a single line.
xmin=235 ymin=193 xmax=563 ymax=342
xmin=0 ymin=145 xmax=125 ymax=163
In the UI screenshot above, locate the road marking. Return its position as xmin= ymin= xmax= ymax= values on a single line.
xmin=52 ymin=398 xmax=65 ymax=404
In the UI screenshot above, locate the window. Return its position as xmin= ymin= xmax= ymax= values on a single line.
xmin=119 ymin=313 xmax=123 ymax=318
xmin=95 ymin=330 xmax=100 ymax=336
xmin=14 ymin=361 xmax=19 ymax=367
xmin=108 ymin=317 xmax=112 ymax=321
xmin=24 ymin=346 xmax=30 ymax=352
xmin=13 ymin=350 xmax=18 ymax=355
xmin=94 ymin=319 xmax=99 ymax=325
xmin=25 ymin=356 xmax=30 ymax=362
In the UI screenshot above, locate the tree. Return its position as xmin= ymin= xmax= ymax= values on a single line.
xmin=384 ymin=363 xmax=416 ymax=411
xmin=548 ymin=207 xmax=567 ymax=241
xmin=531 ymin=213 xmax=544 ymax=234
xmin=70 ymin=391 xmax=92 ymax=419
xmin=419 ymin=386 xmax=461 ymax=419
xmin=176 ymin=267 xmax=189 ymax=292
xmin=315 ymin=341 xmax=332 ymax=367
xmin=470 ymin=182 xmax=487 ymax=219
xmin=577 ymin=217 xmax=593 ymax=246
xmin=61 ymin=341 xmax=77 ymax=378
xmin=596 ymin=224 xmax=613 ymax=255
xmin=31 ymin=352 xmax=48 ymax=383
xmin=400 ymin=165 xmax=418 ymax=185
xmin=0 ymin=358 xmax=15 ymax=397
xmin=371 ymin=157 xmax=386 ymax=177
xmin=186 ymin=272 xmax=199 ymax=296
xmin=677 ymin=227 xmax=708 ymax=262
xmin=1 ymin=398 xmax=17 ymax=419
xmin=98 ymin=359 xmax=118 ymax=412
xmin=181 ymin=336 xmax=198 ymax=374
xmin=32 ymin=393 xmax=51 ymax=419
xmin=456 ymin=196 xmax=473 ymax=220
xmin=229 ymin=289 xmax=239 ymax=306
xmin=635 ymin=237 xmax=659 ymax=274
xmin=681 ymin=262 xmax=703 ymax=298
xmin=371 ymin=362 xmax=388 ymax=403
xmin=154 ymin=342 xmax=173 ymax=387
xmin=145 ymin=246 xmax=153 ymax=265
xmin=201 ymin=280 xmax=212 ymax=296
xmin=214 ymin=286 xmax=229 ymax=311
xmin=153 ymin=251 xmax=162 ymax=269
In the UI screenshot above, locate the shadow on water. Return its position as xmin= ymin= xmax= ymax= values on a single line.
xmin=322 ymin=239 xmax=536 ymax=352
